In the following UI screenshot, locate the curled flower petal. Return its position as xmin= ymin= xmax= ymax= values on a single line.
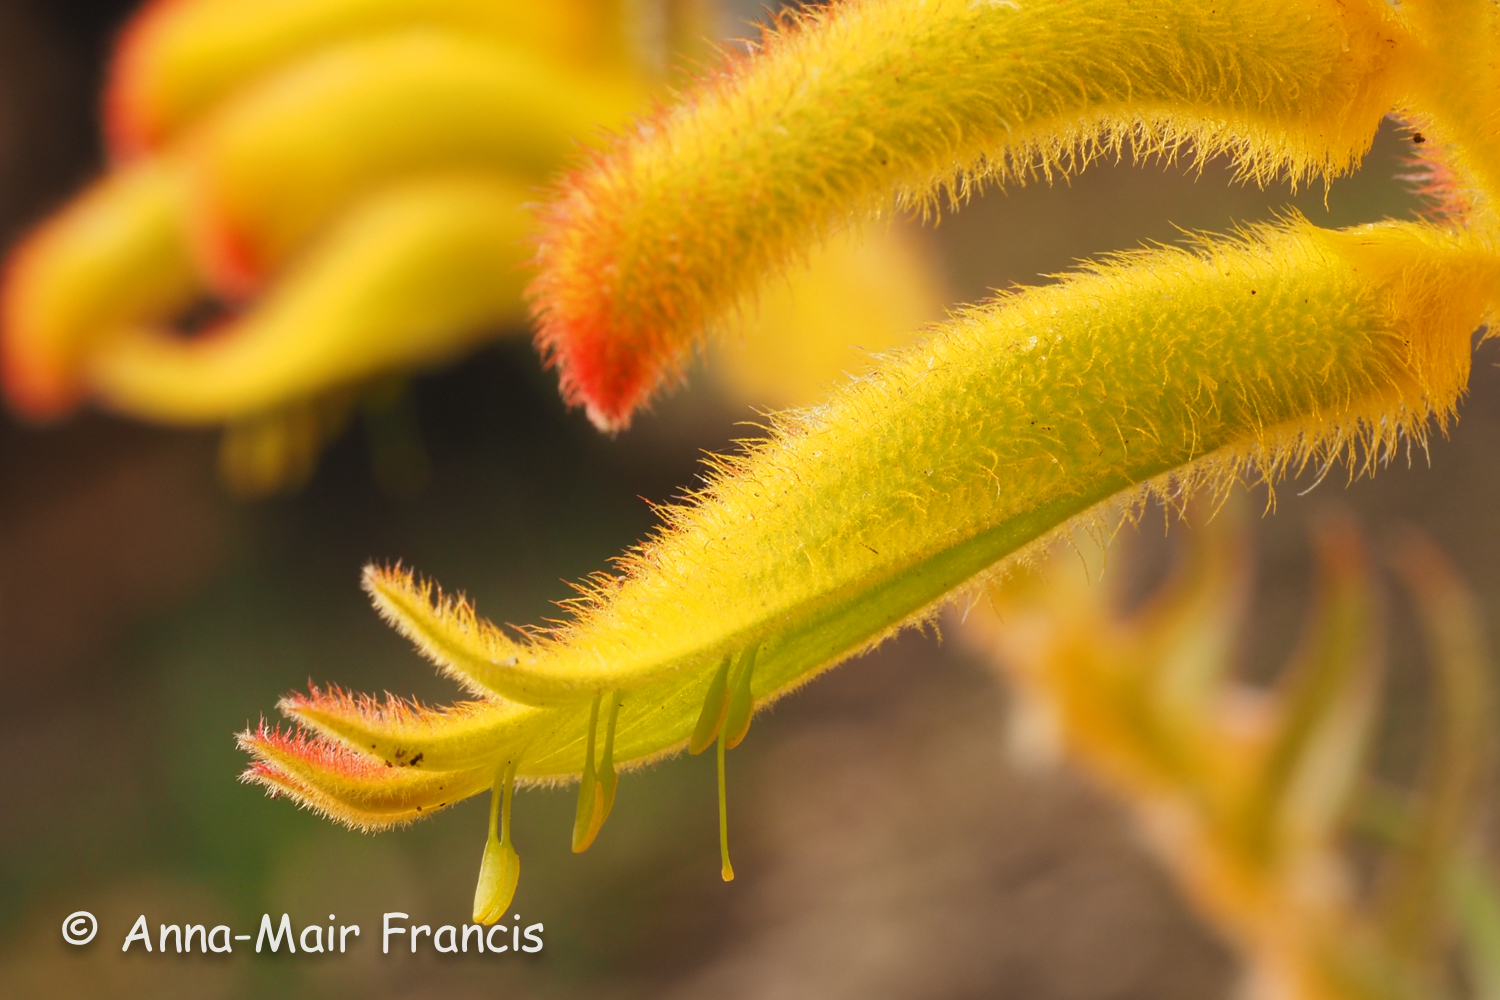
xmin=238 ymin=723 xmax=494 ymax=829
xmin=84 ymin=174 xmax=535 ymax=423
xmin=280 ymin=684 xmax=533 ymax=773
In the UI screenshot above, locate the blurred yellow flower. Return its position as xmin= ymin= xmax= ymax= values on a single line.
xmin=2 ymin=0 xmax=947 ymax=494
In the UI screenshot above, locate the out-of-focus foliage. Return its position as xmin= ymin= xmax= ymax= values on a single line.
xmin=0 ymin=0 xmax=945 ymax=495
xmin=966 ymin=509 xmax=1500 ymax=1000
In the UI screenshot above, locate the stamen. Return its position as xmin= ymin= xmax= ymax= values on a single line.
xmin=690 ymin=654 xmax=732 ymax=754
xmin=473 ymin=756 xmax=521 ymax=924
xmin=598 ymin=691 xmax=621 ymax=825
xmin=500 ymin=756 xmax=517 ymax=847
xmin=724 ymin=646 xmax=757 ymax=749
xmin=717 ymin=729 xmax=733 ymax=881
xmin=498 ymin=758 xmax=516 ymax=845
xmin=571 ymin=693 xmax=604 ymax=852
xmin=489 ymin=761 xmax=502 ymax=838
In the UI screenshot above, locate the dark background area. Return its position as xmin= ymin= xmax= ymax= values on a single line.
xmin=0 ymin=2 xmax=1485 ymax=998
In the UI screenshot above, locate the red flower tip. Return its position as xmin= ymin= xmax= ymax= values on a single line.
xmin=239 ymin=720 xmax=387 ymax=782
xmin=529 ymin=160 xmax=685 ymax=434
xmin=102 ymin=0 xmax=186 ymax=161
xmin=0 ymin=231 xmax=86 ymax=421
xmin=185 ymin=185 xmax=268 ymax=300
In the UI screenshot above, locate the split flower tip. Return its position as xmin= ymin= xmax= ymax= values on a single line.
xmin=237 ymin=721 xmax=490 ymax=830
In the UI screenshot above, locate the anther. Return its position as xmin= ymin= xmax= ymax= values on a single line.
xmin=474 ymin=756 xmax=521 ymax=924
xmin=690 ymin=654 xmax=732 ymax=754
xmin=717 ymin=728 xmax=733 ymax=881
xmin=598 ymin=691 xmax=621 ymax=826
xmin=723 ymin=646 xmax=757 ymax=749
xmin=571 ymin=693 xmax=605 ymax=853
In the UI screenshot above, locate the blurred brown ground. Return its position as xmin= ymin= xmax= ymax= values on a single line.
xmin=0 ymin=2 xmax=1486 ymax=998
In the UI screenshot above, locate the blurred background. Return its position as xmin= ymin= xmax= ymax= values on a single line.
xmin=0 ymin=1 xmax=1488 ymax=997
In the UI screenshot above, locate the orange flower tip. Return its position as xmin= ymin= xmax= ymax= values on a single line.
xmin=534 ymin=315 xmax=659 ymax=434
xmin=242 ymin=758 xmax=306 ymax=797
xmin=531 ymin=170 xmax=685 ymax=432
xmin=0 ymin=341 xmax=83 ymax=421
xmin=186 ymin=191 xmax=269 ymax=299
xmin=237 ymin=721 xmax=384 ymax=781
xmin=0 ymin=258 xmax=85 ymax=422
xmin=277 ymin=682 xmax=463 ymax=742
xmin=102 ymin=0 xmax=183 ymax=160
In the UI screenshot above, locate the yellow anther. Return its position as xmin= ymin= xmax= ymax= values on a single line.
xmin=473 ymin=756 xmax=520 ymax=924
xmin=571 ymin=693 xmax=606 ymax=853
xmin=689 ymin=654 xmax=731 ymax=755
xmin=723 ymin=646 xmax=757 ymax=750
xmin=598 ymin=692 xmax=621 ymax=826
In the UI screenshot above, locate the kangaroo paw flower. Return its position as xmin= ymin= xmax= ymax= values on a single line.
xmin=245 ymin=214 xmax=1500 ymax=912
xmin=6 ymin=0 xmax=946 ymax=495
xmin=531 ymin=0 xmax=1405 ymax=429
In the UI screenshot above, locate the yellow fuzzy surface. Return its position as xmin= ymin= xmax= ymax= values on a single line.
xmin=323 ymin=220 xmax=1498 ymax=784
xmin=532 ymin=0 xmax=1403 ymax=425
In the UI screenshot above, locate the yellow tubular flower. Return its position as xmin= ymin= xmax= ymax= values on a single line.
xmin=532 ymin=0 xmax=1405 ymax=429
xmin=0 ymin=161 xmax=197 ymax=418
xmin=244 ymin=216 xmax=1500 ymax=916
xmin=711 ymin=221 xmax=948 ymax=410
